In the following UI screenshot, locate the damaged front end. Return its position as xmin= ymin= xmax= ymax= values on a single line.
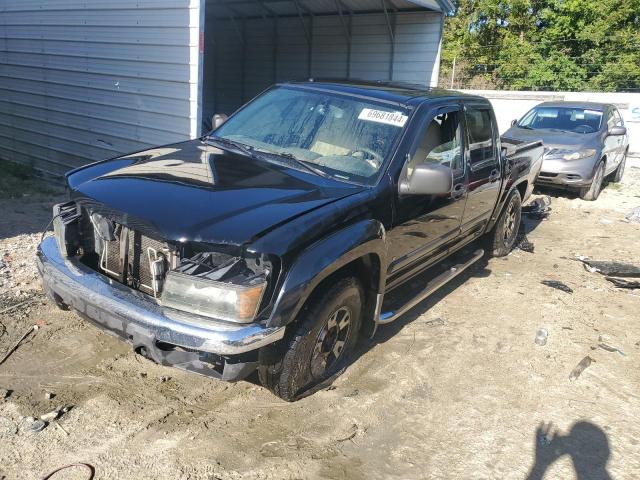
xmin=41 ymin=200 xmax=282 ymax=381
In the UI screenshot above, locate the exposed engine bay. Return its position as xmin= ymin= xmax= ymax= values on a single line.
xmin=52 ymin=201 xmax=271 ymax=303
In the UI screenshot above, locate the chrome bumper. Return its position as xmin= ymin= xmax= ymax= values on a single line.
xmin=37 ymin=236 xmax=285 ymax=357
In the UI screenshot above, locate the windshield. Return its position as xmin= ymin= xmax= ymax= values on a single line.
xmin=517 ymin=106 xmax=603 ymax=134
xmin=209 ymin=86 xmax=410 ymax=185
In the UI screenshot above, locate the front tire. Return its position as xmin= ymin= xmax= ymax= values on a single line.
xmin=580 ymin=161 xmax=605 ymax=201
xmin=258 ymin=277 xmax=363 ymax=401
xmin=486 ymin=189 xmax=522 ymax=257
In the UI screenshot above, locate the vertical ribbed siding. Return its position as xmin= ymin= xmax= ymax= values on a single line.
xmin=204 ymin=11 xmax=442 ymax=117
xmin=0 ymin=0 xmax=202 ymax=177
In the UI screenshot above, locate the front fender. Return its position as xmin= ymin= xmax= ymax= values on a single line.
xmin=266 ymin=219 xmax=387 ymax=328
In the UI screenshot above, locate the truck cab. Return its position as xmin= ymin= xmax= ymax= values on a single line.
xmin=38 ymin=81 xmax=543 ymax=400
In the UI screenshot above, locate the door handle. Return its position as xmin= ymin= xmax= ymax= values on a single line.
xmin=489 ymin=169 xmax=500 ymax=182
xmin=452 ymin=183 xmax=466 ymax=199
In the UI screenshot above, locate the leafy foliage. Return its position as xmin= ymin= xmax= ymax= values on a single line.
xmin=440 ymin=0 xmax=640 ymax=91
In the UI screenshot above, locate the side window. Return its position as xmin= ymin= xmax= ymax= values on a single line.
xmin=606 ymin=110 xmax=616 ymax=129
xmin=613 ymin=109 xmax=624 ymax=126
xmin=465 ymin=108 xmax=495 ymax=167
xmin=407 ymin=110 xmax=463 ymax=177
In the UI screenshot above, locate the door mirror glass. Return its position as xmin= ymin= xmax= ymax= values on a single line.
xmin=608 ymin=126 xmax=627 ymax=136
xmin=400 ymin=162 xmax=453 ymax=195
xmin=212 ymin=113 xmax=228 ymax=129
xmin=511 ymin=119 xmax=518 ymax=127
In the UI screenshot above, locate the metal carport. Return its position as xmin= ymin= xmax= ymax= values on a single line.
xmin=0 ymin=0 xmax=453 ymax=178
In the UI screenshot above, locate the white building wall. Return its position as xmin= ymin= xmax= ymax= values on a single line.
xmin=0 ymin=0 xmax=202 ymax=177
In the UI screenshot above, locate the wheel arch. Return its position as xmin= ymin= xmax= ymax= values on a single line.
xmin=266 ymin=219 xmax=387 ymax=330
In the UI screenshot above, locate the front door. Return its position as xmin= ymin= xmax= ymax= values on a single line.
xmin=387 ymin=105 xmax=467 ymax=276
xmin=460 ymin=105 xmax=501 ymax=234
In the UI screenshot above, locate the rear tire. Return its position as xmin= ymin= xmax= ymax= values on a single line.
xmin=580 ymin=161 xmax=605 ymax=201
xmin=612 ymin=150 xmax=627 ymax=183
xmin=258 ymin=277 xmax=363 ymax=401
xmin=486 ymin=189 xmax=522 ymax=257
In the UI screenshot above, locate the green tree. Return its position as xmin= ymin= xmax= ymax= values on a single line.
xmin=440 ymin=0 xmax=640 ymax=92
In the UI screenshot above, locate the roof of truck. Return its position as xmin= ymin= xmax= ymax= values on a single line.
xmin=283 ymin=79 xmax=487 ymax=107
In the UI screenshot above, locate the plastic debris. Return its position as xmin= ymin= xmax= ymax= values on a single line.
xmin=522 ymin=196 xmax=552 ymax=219
xmin=541 ymin=280 xmax=573 ymax=294
xmin=535 ymin=328 xmax=548 ymax=346
xmin=28 ymin=419 xmax=47 ymax=433
xmin=0 ymin=388 xmax=9 ymax=399
xmin=578 ymin=259 xmax=640 ymax=278
xmin=598 ymin=335 xmax=625 ymax=356
xmin=605 ymin=277 xmax=640 ymax=289
xmin=40 ymin=409 xmax=60 ymax=422
xmin=45 ymin=392 xmax=55 ymax=400
xmin=624 ymin=206 xmax=640 ymax=223
xmin=569 ymin=356 xmax=594 ymax=381
xmin=424 ymin=317 xmax=446 ymax=327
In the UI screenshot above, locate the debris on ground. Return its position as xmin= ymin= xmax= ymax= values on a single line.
xmin=516 ymin=234 xmax=535 ymax=253
xmin=41 ymin=463 xmax=95 ymax=480
xmin=541 ymin=280 xmax=573 ymax=294
xmin=578 ymin=259 xmax=640 ymax=278
xmin=569 ymin=356 xmax=594 ymax=381
xmin=45 ymin=392 xmax=55 ymax=400
xmin=27 ymin=419 xmax=47 ymax=433
xmin=522 ymin=195 xmax=552 ymax=219
xmin=40 ymin=408 xmax=61 ymax=423
xmin=0 ymin=388 xmax=10 ymax=399
xmin=0 ymin=324 xmax=39 ymax=366
xmin=535 ymin=328 xmax=548 ymax=346
xmin=424 ymin=317 xmax=446 ymax=327
xmin=605 ymin=277 xmax=640 ymax=289
xmin=598 ymin=335 xmax=625 ymax=356
xmin=624 ymin=206 xmax=640 ymax=223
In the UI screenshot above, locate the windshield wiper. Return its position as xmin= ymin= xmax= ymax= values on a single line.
xmin=253 ymin=148 xmax=332 ymax=179
xmin=205 ymin=136 xmax=255 ymax=157
xmin=518 ymin=125 xmax=533 ymax=130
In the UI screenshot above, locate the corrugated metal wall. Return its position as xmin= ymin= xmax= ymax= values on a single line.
xmin=205 ymin=11 xmax=442 ymax=118
xmin=0 ymin=0 xmax=202 ymax=177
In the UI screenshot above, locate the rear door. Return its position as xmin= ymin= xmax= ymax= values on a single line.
xmin=387 ymin=103 xmax=467 ymax=276
xmin=603 ymin=107 xmax=620 ymax=173
xmin=460 ymin=104 xmax=501 ymax=234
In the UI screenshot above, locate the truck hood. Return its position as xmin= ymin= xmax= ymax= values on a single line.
xmin=68 ymin=140 xmax=363 ymax=246
xmin=503 ymin=126 xmax=600 ymax=151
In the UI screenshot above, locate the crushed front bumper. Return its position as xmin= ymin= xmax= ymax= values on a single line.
xmin=36 ymin=236 xmax=285 ymax=381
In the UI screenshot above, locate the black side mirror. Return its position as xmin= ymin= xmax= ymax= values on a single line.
xmin=399 ymin=163 xmax=453 ymax=195
xmin=608 ymin=126 xmax=627 ymax=136
xmin=212 ymin=113 xmax=228 ymax=130
xmin=511 ymin=119 xmax=518 ymax=127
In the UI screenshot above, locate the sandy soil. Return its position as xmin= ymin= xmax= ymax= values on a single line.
xmin=1 ymin=160 xmax=640 ymax=479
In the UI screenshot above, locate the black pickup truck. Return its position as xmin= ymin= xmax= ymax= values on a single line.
xmin=37 ymin=81 xmax=543 ymax=400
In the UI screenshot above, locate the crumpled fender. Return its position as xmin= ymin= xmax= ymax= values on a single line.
xmin=266 ymin=219 xmax=387 ymax=328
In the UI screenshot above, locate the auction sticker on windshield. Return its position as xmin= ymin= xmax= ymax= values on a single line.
xmin=358 ymin=108 xmax=408 ymax=127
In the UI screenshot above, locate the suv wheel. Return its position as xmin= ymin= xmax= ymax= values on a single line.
xmin=486 ymin=189 xmax=522 ymax=257
xmin=580 ymin=161 xmax=605 ymax=201
xmin=258 ymin=277 xmax=363 ymax=401
xmin=612 ymin=150 xmax=627 ymax=183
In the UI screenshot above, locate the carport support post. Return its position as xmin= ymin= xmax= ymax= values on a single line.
xmin=381 ymin=0 xmax=395 ymax=81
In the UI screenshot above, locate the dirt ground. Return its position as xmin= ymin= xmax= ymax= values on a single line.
xmin=1 ymin=160 xmax=640 ymax=480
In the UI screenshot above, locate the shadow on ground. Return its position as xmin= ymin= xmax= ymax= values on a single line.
xmin=526 ymin=421 xmax=613 ymax=480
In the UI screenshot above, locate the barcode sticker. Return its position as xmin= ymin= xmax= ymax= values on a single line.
xmin=358 ymin=108 xmax=408 ymax=127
